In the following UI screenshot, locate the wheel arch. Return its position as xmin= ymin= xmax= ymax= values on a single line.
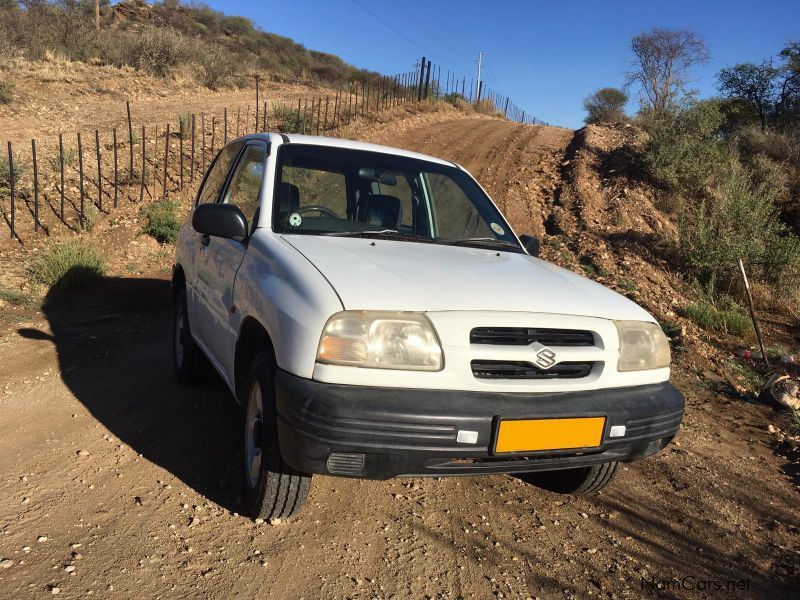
xmin=234 ymin=316 xmax=276 ymax=405
xmin=172 ymin=264 xmax=186 ymax=300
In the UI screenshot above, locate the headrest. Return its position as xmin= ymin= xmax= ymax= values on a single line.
xmin=364 ymin=194 xmax=402 ymax=229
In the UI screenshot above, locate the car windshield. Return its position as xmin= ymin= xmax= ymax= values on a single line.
xmin=272 ymin=144 xmax=522 ymax=251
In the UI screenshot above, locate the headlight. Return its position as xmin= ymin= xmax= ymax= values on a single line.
xmin=317 ymin=311 xmax=443 ymax=371
xmin=614 ymin=320 xmax=671 ymax=371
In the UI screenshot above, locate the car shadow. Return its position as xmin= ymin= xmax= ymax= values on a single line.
xmin=17 ymin=270 xmax=243 ymax=513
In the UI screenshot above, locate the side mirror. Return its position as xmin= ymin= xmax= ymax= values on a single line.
xmin=192 ymin=203 xmax=248 ymax=240
xmin=519 ymin=234 xmax=540 ymax=257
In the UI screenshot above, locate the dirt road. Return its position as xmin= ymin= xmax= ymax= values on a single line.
xmin=1 ymin=118 xmax=798 ymax=599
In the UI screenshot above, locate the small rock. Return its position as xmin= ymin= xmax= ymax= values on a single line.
xmin=72 ymin=552 xmax=82 ymax=560
xmin=64 ymin=565 xmax=76 ymax=573
xmin=580 ymin=512 xmax=589 ymax=519
xmin=0 ymin=559 xmax=14 ymax=569
xmin=37 ymin=536 xmax=48 ymax=543
xmin=188 ymin=517 xmax=199 ymax=528
xmin=268 ymin=517 xmax=282 ymax=526
xmin=77 ymin=450 xmax=90 ymax=457
xmin=50 ymin=587 xmax=61 ymax=595
xmin=254 ymin=518 xmax=264 ymax=525
xmin=22 ymin=547 xmax=31 ymax=553
xmin=70 ymin=543 xmax=81 ymax=549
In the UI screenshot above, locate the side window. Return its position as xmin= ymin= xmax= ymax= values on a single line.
xmin=426 ymin=173 xmax=492 ymax=239
xmin=282 ymin=166 xmax=348 ymax=217
xmin=222 ymin=145 xmax=266 ymax=230
xmin=196 ymin=141 xmax=243 ymax=205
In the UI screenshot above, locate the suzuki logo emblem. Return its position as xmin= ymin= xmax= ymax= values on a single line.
xmin=530 ymin=342 xmax=557 ymax=369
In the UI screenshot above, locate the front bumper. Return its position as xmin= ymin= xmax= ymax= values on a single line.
xmin=275 ymin=370 xmax=684 ymax=479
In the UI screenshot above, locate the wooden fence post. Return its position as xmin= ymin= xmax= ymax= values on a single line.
xmin=6 ymin=142 xmax=13 ymax=239
xmin=211 ymin=116 xmax=216 ymax=157
xmin=263 ymin=100 xmax=267 ymax=131
xmin=236 ymin=107 xmax=240 ymax=137
xmin=95 ymin=129 xmax=102 ymax=211
xmin=59 ymin=133 xmax=65 ymax=222
xmin=201 ymin=114 xmax=206 ymax=173
xmin=323 ymin=96 xmax=329 ymax=132
xmin=127 ymin=100 xmax=134 ymax=182
xmin=77 ymin=132 xmax=85 ymax=223
xmin=31 ymin=139 xmax=39 ymax=232
xmin=152 ymin=126 xmax=158 ymax=197
xmin=255 ymin=76 xmax=259 ymax=133
xmin=163 ymin=123 xmax=169 ymax=200
xmin=139 ymin=126 xmax=146 ymax=203
xmin=190 ymin=114 xmax=196 ymax=183
xmin=224 ymin=107 xmax=228 ymax=144
xmin=113 ymin=128 xmax=118 ymax=208
xmin=179 ymin=120 xmax=184 ymax=191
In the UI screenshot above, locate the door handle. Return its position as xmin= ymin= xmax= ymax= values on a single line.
xmin=200 ymin=234 xmax=210 ymax=247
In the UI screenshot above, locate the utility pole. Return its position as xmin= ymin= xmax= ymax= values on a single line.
xmin=475 ymin=52 xmax=483 ymax=104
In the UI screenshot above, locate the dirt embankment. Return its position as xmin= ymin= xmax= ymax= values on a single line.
xmin=0 ymin=108 xmax=799 ymax=599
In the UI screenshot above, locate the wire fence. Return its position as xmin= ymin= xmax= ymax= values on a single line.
xmin=0 ymin=57 xmax=543 ymax=244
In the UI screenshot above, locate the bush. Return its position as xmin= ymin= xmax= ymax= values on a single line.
xmin=80 ymin=202 xmax=99 ymax=232
xmin=0 ymin=286 xmax=34 ymax=308
xmin=642 ymin=100 xmax=731 ymax=195
xmin=0 ymin=155 xmax=24 ymax=195
xmin=683 ymin=301 xmax=752 ymax=335
xmin=118 ymin=26 xmax=187 ymax=77
xmin=178 ymin=111 xmax=193 ymax=138
xmin=279 ymin=108 xmax=310 ymax=134
xmin=28 ymin=240 xmax=107 ymax=291
xmin=195 ymin=45 xmax=239 ymax=89
xmin=0 ymin=80 xmax=13 ymax=104
xmin=49 ymin=147 xmax=77 ymax=171
xmin=141 ymin=199 xmax=181 ymax=244
xmin=583 ymin=87 xmax=628 ymax=124
xmin=678 ymin=161 xmax=800 ymax=294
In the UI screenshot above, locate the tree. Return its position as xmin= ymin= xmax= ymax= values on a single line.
xmin=717 ymin=43 xmax=800 ymax=131
xmin=717 ymin=61 xmax=781 ymax=132
xmin=626 ymin=28 xmax=709 ymax=114
xmin=582 ymin=87 xmax=628 ymax=124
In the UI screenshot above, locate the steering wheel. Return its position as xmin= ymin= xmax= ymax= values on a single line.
xmin=297 ymin=205 xmax=339 ymax=219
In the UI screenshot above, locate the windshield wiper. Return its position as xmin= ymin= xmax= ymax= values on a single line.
xmin=321 ymin=229 xmax=398 ymax=236
xmin=440 ymin=237 xmax=521 ymax=250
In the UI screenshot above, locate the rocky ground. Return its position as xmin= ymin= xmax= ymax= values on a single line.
xmin=0 ymin=101 xmax=799 ymax=598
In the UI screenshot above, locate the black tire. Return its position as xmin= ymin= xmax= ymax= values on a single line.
xmin=243 ymin=350 xmax=311 ymax=520
xmin=519 ymin=461 xmax=620 ymax=495
xmin=173 ymin=289 xmax=203 ymax=385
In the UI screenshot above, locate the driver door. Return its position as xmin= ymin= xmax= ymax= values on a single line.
xmin=194 ymin=142 xmax=267 ymax=382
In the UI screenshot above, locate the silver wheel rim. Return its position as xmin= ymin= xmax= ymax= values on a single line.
xmin=175 ymin=304 xmax=185 ymax=367
xmin=245 ymin=381 xmax=264 ymax=490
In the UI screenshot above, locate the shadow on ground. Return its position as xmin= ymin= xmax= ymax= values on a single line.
xmin=18 ymin=270 xmax=243 ymax=512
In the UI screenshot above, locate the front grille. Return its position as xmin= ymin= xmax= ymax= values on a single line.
xmin=471 ymin=360 xmax=595 ymax=380
xmin=470 ymin=327 xmax=594 ymax=347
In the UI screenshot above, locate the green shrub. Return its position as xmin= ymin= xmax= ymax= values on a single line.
xmin=79 ymin=202 xmax=99 ymax=232
xmin=141 ymin=198 xmax=181 ymax=244
xmin=0 ymin=285 xmax=34 ymax=307
xmin=642 ymin=100 xmax=731 ymax=195
xmin=0 ymin=155 xmax=24 ymax=194
xmin=178 ymin=110 xmax=193 ymax=139
xmin=118 ymin=26 xmax=187 ymax=77
xmin=49 ymin=147 xmax=77 ymax=171
xmin=194 ymin=44 xmax=239 ymax=89
xmin=683 ymin=301 xmax=752 ymax=335
xmin=678 ymin=161 xmax=800 ymax=294
xmin=28 ymin=240 xmax=107 ymax=291
xmin=279 ymin=108 xmax=310 ymax=134
xmin=0 ymin=80 xmax=13 ymax=104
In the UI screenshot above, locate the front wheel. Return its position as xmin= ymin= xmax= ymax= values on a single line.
xmin=518 ymin=461 xmax=620 ymax=495
xmin=243 ymin=351 xmax=311 ymax=520
xmin=173 ymin=289 xmax=202 ymax=384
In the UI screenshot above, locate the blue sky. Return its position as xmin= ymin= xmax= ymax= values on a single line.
xmin=204 ymin=0 xmax=799 ymax=128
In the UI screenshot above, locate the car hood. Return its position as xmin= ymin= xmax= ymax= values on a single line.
xmin=282 ymin=235 xmax=654 ymax=321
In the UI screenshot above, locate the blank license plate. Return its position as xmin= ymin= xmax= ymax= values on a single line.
xmin=495 ymin=417 xmax=606 ymax=453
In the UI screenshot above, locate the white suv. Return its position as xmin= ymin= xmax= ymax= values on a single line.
xmin=172 ymin=134 xmax=684 ymax=520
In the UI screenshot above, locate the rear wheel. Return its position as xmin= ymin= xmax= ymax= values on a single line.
xmin=519 ymin=461 xmax=620 ymax=495
xmin=243 ymin=350 xmax=311 ymax=520
xmin=173 ymin=289 xmax=202 ymax=384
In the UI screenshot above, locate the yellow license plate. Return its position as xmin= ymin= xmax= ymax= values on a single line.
xmin=495 ymin=417 xmax=606 ymax=453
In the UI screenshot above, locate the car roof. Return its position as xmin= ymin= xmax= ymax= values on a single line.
xmin=236 ymin=133 xmax=457 ymax=168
